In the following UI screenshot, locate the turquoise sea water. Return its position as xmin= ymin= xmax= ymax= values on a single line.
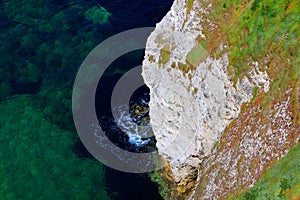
xmin=0 ymin=0 xmax=173 ymax=199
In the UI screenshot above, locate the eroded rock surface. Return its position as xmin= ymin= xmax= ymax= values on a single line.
xmin=142 ymin=0 xmax=299 ymax=199
xmin=142 ymin=0 xmax=270 ymax=183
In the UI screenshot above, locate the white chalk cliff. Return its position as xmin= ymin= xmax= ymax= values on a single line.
xmin=142 ymin=0 xmax=270 ymax=183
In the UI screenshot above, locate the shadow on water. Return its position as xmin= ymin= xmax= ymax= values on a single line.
xmin=92 ymin=50 xmax=163 ymax=199
xmin=105 ymin=167 xmax=163 ymax=200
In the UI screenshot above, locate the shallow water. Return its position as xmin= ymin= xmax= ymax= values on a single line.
xmin=0 ymin=0 xmax=173 ymax=199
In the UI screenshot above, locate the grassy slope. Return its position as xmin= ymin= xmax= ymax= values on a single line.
xmin=191 ymin=0 xmax=299 ymax=199
xmin=217 ymin=2 xmax=300 ymax=198
xmin=198 ymin=0 xmax=300 ymax=83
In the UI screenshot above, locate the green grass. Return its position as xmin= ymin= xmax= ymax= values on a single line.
xmin=186 ymin=44 xmax=208 ymax=68
xmin=229 ymin=0 xmax=299 ymax=78
xmin=186 ymin=0 xmax=194 ymax=14
xmin=190 ymin=1 xmax=300 ymax=198
xmin=201 ymin=0 xmax=300 ymax=84
xmin=159 ymin=45 xmax=171 ymax=65
xmin=250 ymin=86 xmax=259 ymax=103
xmin=213 ymin=141 xmax=219 ymax=149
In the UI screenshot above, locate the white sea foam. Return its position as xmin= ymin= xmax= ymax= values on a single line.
xmin=113 ymin=105 xmax=152 ymax=147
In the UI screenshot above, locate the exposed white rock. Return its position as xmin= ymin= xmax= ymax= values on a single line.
xmin=142 ymin=0 xmax=270 ymax=182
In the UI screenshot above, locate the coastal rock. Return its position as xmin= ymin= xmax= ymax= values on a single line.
xmin=142 ymin=0 xmax=270 ymax=183
xmin=142 ymin=0 xmax=299 ymax=199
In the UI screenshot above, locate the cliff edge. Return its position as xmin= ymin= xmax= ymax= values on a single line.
xmin=143 ymin=0 xmax=299 ymax=199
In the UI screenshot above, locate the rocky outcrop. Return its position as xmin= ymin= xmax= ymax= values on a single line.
xmin=142 ymin=0 xmax=300 ymax=199
xmin=142 ymin=0 xmax=270 ymax=183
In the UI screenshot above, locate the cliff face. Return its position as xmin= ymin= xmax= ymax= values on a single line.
xmin=142 ymin=0 xmax=270 ymax=182
xmin=143 ymin=0 xmax=299 ymax=199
